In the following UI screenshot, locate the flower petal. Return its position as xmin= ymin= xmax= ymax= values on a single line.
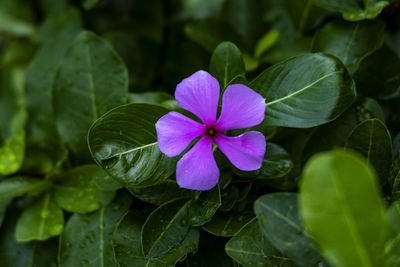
xmin=175 ymin=70 xmax=220 ymax=126
xmin=214 ymin=131 xmax=266 ymax=171
xmin=176 ymin=136 xmax=219 ymax=190
xmin=156 ymin=112 xmax=206 ymax=157
xmin=216 ymin=84 xmax=265 ymax=131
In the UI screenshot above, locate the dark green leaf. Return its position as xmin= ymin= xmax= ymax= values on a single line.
xmin=142 ymin=198 xmax=191 ymax=259
xmin=53 ymin=30 xmax=128 ymax=161
xmin=386 ymin=201 xmax=400 ymax=267
xmin=16 ymin=193 xmax=64 ymax=242
xmin=225 ymin=218 xmax=295 ymax=267
xmin=346 ymin=119 xmax=393 ymax=186
xmin=0 ymin=199 xmax=11 ymax=229
xmin=250 ymin=53 xmax=356 ymax=128
xmin=0 ymin=177 xmax=49 ymax=201
xmin=254 ymin=192 xmax=324 ymax=267
xmin=219 ymin=185 xmax=239 ymax=212
xmin=54 ymin=165 xmax=116 ymax=213
xmin=130 ymin=180 xmax=194 ymax=206
xmin=129 ymin=92 xmax=173 ymax=105
xmin=88 ymin=103 xmax=176 ymax=188
xmin=188 ymin=186 xmax=221 ymax=226
xmin=202 ymin=211 xmax=254 ymax=237
xmin=58 ymin=192 xmax=132 ymax=267
xmin=300 ymin=149 xmax=386 ymax=267
xmin=233 ymin=142 xmax=293 ymax=180
xmin=114 ymin=210 xmax=199 ymax=267
xmin=312 ymin=20 xmax=385 ymax=74
xmin=209 ymin=42 xmax=246 ymax=90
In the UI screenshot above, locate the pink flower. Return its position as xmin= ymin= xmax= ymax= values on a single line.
xmin=155 ymin=71 xmax=266 ymax=190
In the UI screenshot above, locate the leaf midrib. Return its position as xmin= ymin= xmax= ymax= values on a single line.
xmin=265 ymin=71 xmax=340 ymax=107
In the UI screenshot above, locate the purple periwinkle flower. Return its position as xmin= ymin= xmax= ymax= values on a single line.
xmin=155 ymin=70 xmax=266 ymax=191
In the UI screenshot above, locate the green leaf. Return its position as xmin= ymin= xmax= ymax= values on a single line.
xmin=25 ymin=7 xmax=81 ymax=161
xmin=254 ymin=30 xmax=280 ymax=59
xmin=130 ymin=180 xmax=194 ymax=205
xmin=315 ymin=0 xmax=389 ymax=21
xmin=225 ymin=218 xmax=295 ymax=267
xmin=54 ymin=165 xmax=116 ymax=213
xmin=0 ymin=176 xmax=49 ymax=201
xmin=312 ymin=20 xmax=385 ymax=74
xmin=88 ymin=103 xmax=177 ymax=188
xmin=129 ymin=92 xmax=173 ymax=105
xmin=386 ymin=201 xmax=400 ymax=267
xmin=16 ymin=193 xmax=64 ymax=242
xmin=250 ymin=53 xmax=356 ymax=128
xmin=346 ymin=119 xmax=392 ymax=187
xmin=141 ymin=198 xmax=191 ymax=259
xmin=0 ymin=199 xmax=11 ymax=229
xmin=254 ymin=192 xmax=324 ymax=267
xmin=202 ymin=211 xmax=254 ymax=237
xmin=58 ymin=192 xmax=132 ymax=267
xmin=0 ymin=128 xmax=25 ymax=175
xmin=188 ymin=186 xmax=221 ymax=226
xmin=0 ymin=9 xmax=34 ymax=37
xmin=53 ymin=30 xmax=128 ymax=161
xmin=113 ymin=210 xmax=199 ymax=267
xmin=209 ymin=42 xmax=246 ymax=90
xmin=354 ymin=44 xmax=400 ymax=100
xmin=233 ymin=142 xmax=293 ymax=180
xmin=300 ymin=149 xmax=386 ymax=267
xmin=83 ymin=0 xmax=100 ymax=10
xmin=219 ymin=185 xmax=239 ymax=212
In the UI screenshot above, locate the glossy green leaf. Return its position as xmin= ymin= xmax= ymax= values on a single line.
xmin=54 ymin=165 xmax=116 ymax=213
xmin=59 ymin=192 xmax=132 ymax=267
xmin=114 ymin=210 xmax=199 ymax=267
xmin=209 ymin=42 xmax=246 ymax=90
xmin=141 ymin=198 xmax=191 ymax=259
xmin=300 ymin=149 xmax=386 ymax=267
xmin=0 ymin=177 xmax=49 ymax=201
xmin=202 ymin=211 xmax=254 ymax=237
xmin=386 ymin=201 xmax=400 ymax=267
xmin=254 ymin=192 xmax=324 ymax=267
xmin=219 ymin=185 xmax=239 ymax=212
xmin=188 ymin=186 xmax=221 ymax=226
xmin=88 ymin=103 xmax=176 ymax=188
xmin=0 ymin=128 xmax=25 ymax=175
xmin=346 ymin=119 xmax=392 ymax=186
xmin=53 ymin=30 xmax=128 ymax=160
xmin=130 ymin=180 xmax=194 ymax=205
xmin=16 ymin=193 xmax=64 ymax=242
xmin=250 ymin=53 xmax=356 ymax=128
xmin=354 ymin=44 xmax=400 ymax=100
xmin=226 ymin=218 xmax=295 ymax=267
xmin=312 ymin=20 xmax=385 ymax=74
xmin=234 ymin=142 xmax=293 ymax=180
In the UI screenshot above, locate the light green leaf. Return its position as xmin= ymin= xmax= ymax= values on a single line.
xmin=0 ymin=176 xmax=49 ymax=201
xmin=312 ymin=20 xmax=385 ymax=74
xmin=346 ymin=119 xmax=392 ymax=187
xmin=250 ymin=53 xmax=356 ymax=128
xmin=0 ymin=128 xmax=25 ymax=175
xmin=209 ymin=42 xmax=246 ymax=90
xmin=88 ymin=103 xmax=176 ymax=189
xmin=141 ymin=198 xmax=191 ymax=259
xmin=53 ymin=30 xmax=128 ymax=161
xmin=254 ymin=192 xmax=324 ymax=267
xmin=58 ymin=192 xmax=132 ymax=267
xmin=234 ymin=142 xmax=293 ymax=179
xmin=202 ymin=211 xmax=254 ymax=237
xmin=114 ymin=210 xmax=199 ymax=267
xmin=54 ymin=165 xmax=116 ymax=213
xmin=16 ymin=193 xmax=64 ymax=242
xmin=300 ymin=149 xmax=386 ymax=267
xmin=226 ymin=218 xmax=295 ymax=267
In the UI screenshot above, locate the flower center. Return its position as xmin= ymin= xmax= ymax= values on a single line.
xmin=206 ymin=126 xmax=218 ymax=137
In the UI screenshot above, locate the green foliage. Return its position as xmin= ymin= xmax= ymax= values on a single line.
xmin=1 ymin=0 xmax=399 ymax=266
